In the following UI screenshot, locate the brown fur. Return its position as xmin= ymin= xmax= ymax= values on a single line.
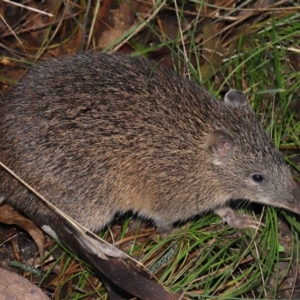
xmin=0 ymin=53 xmax=299 ymax=233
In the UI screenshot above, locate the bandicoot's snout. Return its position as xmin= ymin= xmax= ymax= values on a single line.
xmin=278 ymin=182 xmax=300 ymax=215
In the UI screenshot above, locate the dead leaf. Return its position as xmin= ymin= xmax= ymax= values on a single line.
xmin=97 ymin=1 xmax=136 ymax=49
xmin=0 ymin=267 xmax=50 ymax=300
xmin=0 ymin=204 xmax=44 ymax=257
xmin=201 ymin=23 xmax=224 ymax=80
xmin=24 ymin=2 xmax=51 ymax=47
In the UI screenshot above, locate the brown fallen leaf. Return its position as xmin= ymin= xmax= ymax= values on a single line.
xmin=24 ymin=1 xmax=51 ymax=47
xmin=97 ymin=0 xmax=136 ymax=49
xmin=0 ymin=204 xmax=44 ymax=257
xmin=0 ymin=266 xmax=50 ymax=300
xmin=200 ymin=23 xmax=224 ymax=80
xmin=94 ymin=0 xmax=113 ymax=37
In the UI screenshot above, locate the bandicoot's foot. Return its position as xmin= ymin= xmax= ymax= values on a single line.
xmin=214 ymin=207 xmax=265 ymax=230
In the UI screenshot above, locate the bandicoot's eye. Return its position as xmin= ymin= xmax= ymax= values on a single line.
xmin=252 ymin=174 xmax=264 ymax=183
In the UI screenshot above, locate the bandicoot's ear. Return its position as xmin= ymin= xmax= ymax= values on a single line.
xmin=207 ymin=130 xmax=234 ymax=165
xmin=224 ymin=89 xmax=249 ymax=107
